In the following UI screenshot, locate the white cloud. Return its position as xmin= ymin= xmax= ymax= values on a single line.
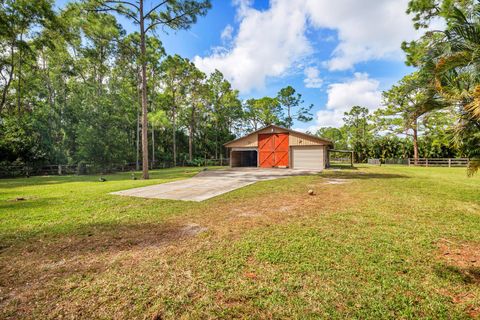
xmin=311 ymin=73 xmax=383 ymax=129
xmin=303 ymin=66 xmax=323 ymax=88
xmin=193 ymin=0 xmax=420 ymax=92
xmin=305 ymin=0 xmax=418 ymax=70
xmin=307 ymin=110 xmax=346 ymax=130
xmin=221 ymin=24 xmax=234 ymax=42
xmin=326 ymin=73 xmax=382 ymax=111
xmin=194 ymin=0 xmax=310 ymax=91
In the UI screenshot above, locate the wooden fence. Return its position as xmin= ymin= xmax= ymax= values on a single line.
xmin=408 ymin=158 xmax=469 ymax=167
xmin=329 ymin=158 xmax=354 ymax=167
xmin=365 ymin=158 xmax=468 ymax=167
xmin=0 ymin=158 xmax=230 ymax=178
xmin=384 ymin=158 xmax=409 ymax=165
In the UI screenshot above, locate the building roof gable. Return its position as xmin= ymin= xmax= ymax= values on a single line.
xmin=224 ymin=125 xmax=333 ymax=147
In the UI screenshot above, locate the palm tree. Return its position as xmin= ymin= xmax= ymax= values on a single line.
xmin=427 ymin=5 xmax=480 ymax=175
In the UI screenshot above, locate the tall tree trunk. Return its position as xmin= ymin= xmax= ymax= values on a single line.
xmin=0 ymin=43 xmax=14 ymax=112
xmin=151 ymin=123 xmax=155 ymax=168
xmin=402 ymin=129 xmax=408 ymax=159
xmin=189 ymin=105 xmax=195 ymax=162
xmin=43 ymin=51 xmax=54 ymax=110
xmin=413 ymin=119 xmax=419 ymax=165
xmin=173 ymin=106 xmax=177 ymax=167
xmin=214 ymin=118 xmax=218 ymax=159
xmin=139 ymin=0 xmax=149 ymax=179
xmin=188 ymin=127 xmax=193 ymax=162
xmin=136 ymin=99 xmax=140 ymax=171
xmin=17 ymin=33 xmax=23 ymax=113
xmin=287 ymin=106 xmax=292 ymax=128
xmin=135 ymin=68 xmax=142 ymax=171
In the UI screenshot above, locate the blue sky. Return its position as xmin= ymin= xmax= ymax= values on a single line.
xmin=55 ymin=0 xmax=420 ymax=131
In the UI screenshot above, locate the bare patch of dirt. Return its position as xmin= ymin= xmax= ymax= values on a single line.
xmin=233 ymin=208 xmax=262 ymax=217
xmin=276 ymin=205 xmax=296 ymax=213
xmin=0 ymin=222 xmax=212 ymax=315
xmin=444 ymin=291 xmax=480 ymax=319
xmin=468 ymin=306 xmax=480 ymax=318
xmin=438 ymin=239 xmax=480 ymax=271
xmin=180 ymin=223 xmax=208 ymax=236
xmin=437 ymin=239 xmax=480 ymax=318
xmin=325 ymin=178 xmax=350 ymax=185
xmin=244 ymin=272 xmax=258 ymax=280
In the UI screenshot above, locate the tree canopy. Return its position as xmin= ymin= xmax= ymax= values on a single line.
xmin=0 ymin=1 xmax=315 ymax=174
xmin=0 ymin=0 xmax=478 ymax=176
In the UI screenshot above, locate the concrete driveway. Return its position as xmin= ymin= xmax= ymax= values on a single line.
xmin=111 ymin=168 xmax=319 ymax=202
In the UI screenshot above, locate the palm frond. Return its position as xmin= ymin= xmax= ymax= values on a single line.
xmin=465 ymin=85 xmax=480 ymax=119
xmin=467 ymin=158 xmax=480 ymax=176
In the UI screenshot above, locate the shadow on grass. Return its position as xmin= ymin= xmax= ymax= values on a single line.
xmin=0 ymin=220 xmax=200 ymax=288
xmin=321 ymin=171 xmax=408 ymax=180
xmin=0 ymin=196 xmax=61 ymax=211
xmin=435 ymin=264 xmax=480 ymax=285
xmin=0 ymin=168 xmax=202 ymax=189
xmin=0 ymin=219 xmax=212 ymax=320
xmin=328 ymin=164 xmax=358 ymax=170
xmin=39 ymin=221 xmax=190 ymax=256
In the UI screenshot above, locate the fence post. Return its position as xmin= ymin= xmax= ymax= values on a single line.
xmin=425 ymin=158 xmax=428 ymax=167
xmin=58 ymin=165 xmax=62 ymax=175
xmin=408 ymin=159 xmax=410 ymax=166
xmin=448 ymin=158 xmax=451 ymax=168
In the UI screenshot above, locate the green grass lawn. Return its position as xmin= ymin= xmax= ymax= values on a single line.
xmin=1 ymin=165 xmax=479 ymax=319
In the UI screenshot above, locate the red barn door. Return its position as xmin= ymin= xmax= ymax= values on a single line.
xmin=258 ymin=134 xmax=275 ymax=167
xmin=258 ymin=133 xmax=289 ymax=168
xmin=273 ymin=133 xmax=289 ymax=167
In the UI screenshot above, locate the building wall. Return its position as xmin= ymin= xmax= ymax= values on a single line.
xmin=227 ymin=136 xmax=258 ymax=148
xmin=289 ymin=133 xmax=328 ymax=146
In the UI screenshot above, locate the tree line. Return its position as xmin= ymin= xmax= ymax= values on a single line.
xmin=0 ymin=0 xmax=313 ymax=177
xmin=317 ymin=104 xmax=460 ymax=163
xmin=315 ymin=0 xmax=480 ymax=175
xmin=1 ymin=0 xmax=478 ymax=177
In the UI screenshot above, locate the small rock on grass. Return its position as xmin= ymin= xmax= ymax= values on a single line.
xmin=244 ymin=272 xmax=258 ymax=279
xmin=308 ymin=189 xmax=315 ymax=196
xmin=151 ymin=313 xmax=163 ymax=320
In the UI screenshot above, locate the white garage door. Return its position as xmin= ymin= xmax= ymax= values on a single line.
xmin=292 ymin=146 xmax=325 ymax=170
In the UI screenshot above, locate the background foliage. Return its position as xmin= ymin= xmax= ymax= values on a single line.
xmin=0 ymin=0 xmax=478 ymax=174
